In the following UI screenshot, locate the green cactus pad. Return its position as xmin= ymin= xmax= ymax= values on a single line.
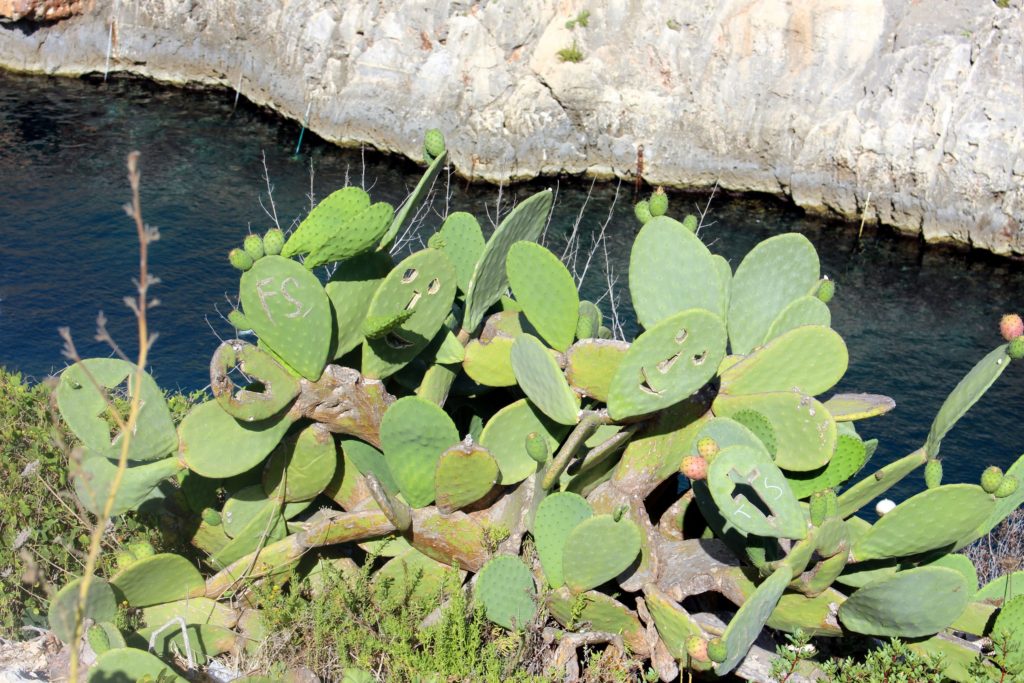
xmin=562 ymin=514 xmax=642 ymax=593
xmin=48 ymin=576 xmax=118 ymax=643
xmin=431 ymin=211 xmax=485 ymax=294
xmin=713 ymin=391 xmax=836 ymax=471
xmin=362 ymin=309 xmax=415 ymax=339
xmin=838 ymin=566 xmax=970 ymax=636
xmin=564 ymin=339 xmax=628 ymax=402
xmin=547 ymin=588 xmax=646 ymax=653
xmin=476 ymin=555 xmax=537 ymax=630
xmin=695 ymin=417 xmax=771 ymax=456
xmin=533 ymin=492 xmax=592 ymax=588
xmin=305 ymin=202 xmax=395 ymax=269
xmin=712 ymin=254 xmax=733 ymax=314
xmin=57 ymin=358 xmax=177 ymax=462
xmin=341 ymin=439 xmax=399 ymax=495
xmin=822 ymin=393 xmax=896 ymax=421
xmin=239 ymin=255 xmax=332 ymax=380
xmin=263 ymin=424 xmax=337 ymax=502
xmin=643 ymin=585 xmax=702 ymax=659
xmin=361 ymin=249 xmax=457 ymax=380
xmin=786 ymin=434 xmax=867 ymax=499
xmin=924 ymin=553 xmax=979 ymax=594
xmin=851 ymin=484 xmax=995 ymax=561
xmin=85 ymin=621 xmax=123 ymax=655
xmin=728 ymin=233 xmax=820 ymax=355
xmin=86 ymin=648 xmax=186 ymax=683
xmin=729 ymin=408 xmax=778 ymax=457
xmin=478 ymin=399 xmax=568 ymax=485
xmin=992 ymin=594 xmax=1024 ymax=639
xmin=510 ymin=334 xmax=580 ymax=426
xmin=629 ymin=216 xmax=725 ymax=328
xmin=378 ymin=148 xmax=448 ymax=252
xmin=375 ymin=547 xmax=455 ymax=606
xmin=282 ymin=186 xmax=370 ymax=257
xmin=706 ymin=445 xmax=807 ymax=539
xmin=607 ymin=309 xmax=727 ymax=421
xmin=767 ymin=588 xmax=845 ymax=636
xmin=975 ymin=571 xmax=1024 ymax=603
xmin=324 ymin=250 xmax=392 ymax=359
xmin=140 ymin=622 xmax=238 ymax=664
xmin=719 ymin=326 xmax=848 ymax=397
xmin=380 ymin=396 xmax=459 ymax=507
xmin=507 ymin=241 xmax=580 ymax=352
xmin=179 ymin=400 xmax=293 ymax=479
xmin=716 ymin=566 xmax=793 ymax=674
xmin=763 ymin=295 xmax=831 ymax=345
xmin=110 ymin=553 xmax=204 ymax=607
xmin=434 ymin=440 xmax=500 ymax=513
xmin=74 ymin=450 xmax=183 ymax=516
xmin=576 ymin=300 xmax=602 ymax=340
xmin=463 ymin=189 xmax=552 ymax=333
xmin=926 ymin=345 xmax=1011 ymax=457
xmin=463 ymin=336 xmax=517 ymax=387
xmin=211 ymin=341 xmax=301 ymax=422
xmin=143 ymin=597 xmax=236 ymax=629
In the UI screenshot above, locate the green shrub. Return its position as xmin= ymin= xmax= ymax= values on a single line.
xmin=557 ymin=41 xmax=585 ymax=63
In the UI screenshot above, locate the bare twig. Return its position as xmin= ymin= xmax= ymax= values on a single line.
xmin=259 ymin=150 xmax=281 ymax=231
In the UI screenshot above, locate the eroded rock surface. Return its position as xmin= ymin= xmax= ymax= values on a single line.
xmin=1 ymin=0 xmax=1022 ymax=254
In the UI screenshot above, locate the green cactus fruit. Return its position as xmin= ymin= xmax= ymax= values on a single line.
xmin=680 ymin=455 xmax=708 ymax=480
xmin=707 ymin=445 xmax=807 ymax=539
xmin=534 ymin=492 xmax=592 ymax=588
xmin=634 ymin=199 xmax=652 ymax=225
xmin=179 ymin=399 xmax=293 ymax=478
xmin=995 ymin=474 xmax=1019 ymax=498
xmin=282 ymin=186 xmax=369 ymax=258
xmin=380 ymin=396 xmax=459 ymax=507
xmin=575 ymin=301 xmax=602 ymax=340
xmin=110 ymin=553 xmax=205 ymax=607
xmin=648 ymin=187 xmax=668 ymax=217
xmin=229 ymin=247 xmax=254 ymax=271
xmin=507 ymin=241 xmax=580 ymax=352
xmin=476 ymin=555 xmax=537 ymax=630
xmin=564 ymin=339 xmax=628 ymax=402
xmin=707 ymin=638 xmax=728 ymax=663
xmin=243 ymin=233 xmax=265 ymax=260
xmin=927 ymin=345 xmax=1011 ymax=457
xmin=263 ymin=424 xmax=337 ymax=502
xmin=629 ymin=216 xmax=725 ymax=327
xmin=48 ymin=576 xmax=118 ymax=643
xmin=114 ymin=551 xmax=136 ymax=570
xmin=201 ymin=507 xmax=222 ymax=526
xmin=682 ymin=214 xmax=699 ymax=232
xmin=510 ymin=334 xmax=581 ymax=426
xmin=697 ymin=437 xmax=720 ymax=460
xmin=86 ymin=648 xmax=186 ymax=683
xmin=463 ymin=189 xmax=552 ymax=332
xmin=433 ymin=212 xmax=485 ymax=294
xmin=525 ymin=432 xmax=549 ymax=464
xmin=362 ymin=309 xmax=415 ymax=340
xmin=227 ymin=308 xmax=251 ymax=330
xmin=562 ymin=514 xmax=641 ymax=593
xmin=362 ymin=248 xmax=457 ymax=380
xmin=687 ymin=636 xmax=709 ymax=662
xmin=424 ymin=128 xmax=446 ymax=160
xmin=1009 ymin=337 xmax=1024 ymax=360
xmin=598 ymin=325 xmax=613 ymax=339
xmin=809 ymin=490 xmax=837 ymax=526
xmin=263 ymin=227 xmax=284 ymax=255
xmin=210 ymin=341 xmax=301 ymax=422
xmin=128 ymin=541 xmax=155 ymax=561
xmin=478 ymin=399 xmax=568 ymax=485
xmin=607 ymin=309 xmax=727 ymax=421
xmin=434 ymin=439 xmax=500 ymax=514
xmin=838 ymin=566 xmax=970 ymax=637
xmin=982 ymin=466 xmax=1004 ymax=493
xmin=925 ymin=459 xmax=943 ymax=489
xmin=816 ymin=277 xmax=835 ymax=303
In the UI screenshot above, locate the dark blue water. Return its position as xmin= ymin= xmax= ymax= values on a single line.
xmin=1 ymin=71 xmax=1022 ymax=499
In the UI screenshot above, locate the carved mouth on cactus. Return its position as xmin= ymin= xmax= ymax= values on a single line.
xmin=638 ymin=367 xmax=665 ymax=395
xmin=728 ymin=467 xmax=779 ymax=521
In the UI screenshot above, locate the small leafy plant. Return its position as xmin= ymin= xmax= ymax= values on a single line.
xmin=557 ymin=41 xmax=586 ymax=63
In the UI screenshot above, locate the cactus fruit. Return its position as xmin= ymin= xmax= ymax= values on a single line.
xmin=995 ymin=474 xmax=1019 ymax=499
xmin=707 ymin=638 xmax=728 ymax=663
xmin=263 ymin=227 xmax=285 ymax=256
xmin=816 ymin=277 xmax=835 ymax=303
xmin=649 ymin=187 xmax=668 ymax=217
xmin=423 ymin=128 xmax=446 ymax=161
xmin=227 ymin=308 xmax=250 ymax=330
xmin=809 ymin=490 xmax=837 ymax=526
xmin=925 ymin=459 xmax=943 ymax=489
xmin=1010 ymin=336 xmax=1024 ymax=360
xmin=201 ymin=508 xmax=222 ymax=526
xmin=686 ymin=636 xmax=709 ymax=662
xmin=634 ymin=199 xmax=652 ymax=225
xmin=982 ymin=466 xmax=1004 ymax=494
xmin=682 ymin=214 xmax=699 ymax=232
xmin=696 ymin=437 xmax=719 ymax=460
xmin=243 ymin=234 xmax=265 ymax=260
xmin=525 ymin=432 xmax=549 ymax=464
xmin=680 ymin=455 xmax=708 ymax=480
xmin=1001 ymin=313 xmax=1024 ymax=341
xmin=229 ymin=248 xmax=254 ymax=271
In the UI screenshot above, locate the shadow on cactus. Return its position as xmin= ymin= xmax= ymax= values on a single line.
xmin=53 ymin=132 xmax=1024 ymax=681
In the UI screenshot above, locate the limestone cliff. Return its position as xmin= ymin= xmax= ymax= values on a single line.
xmin=2 ymin=0 xmax=1022 ymax=254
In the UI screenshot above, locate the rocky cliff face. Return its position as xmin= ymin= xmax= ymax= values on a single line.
xmin=2 ymin=0 xmax=1022 ymax=254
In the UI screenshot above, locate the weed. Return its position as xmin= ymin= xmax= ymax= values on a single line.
xmin=820 ymin=638 xmax=946 ymax=683
xmin=557 ymin=41 xmax=586 ymax=64
xmin=565 ymin=10 xmax=590 ymax=29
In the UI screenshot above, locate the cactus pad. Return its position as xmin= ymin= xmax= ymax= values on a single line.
xmin=476 ymin=555 xmax=537 ymax=630
xmin=706 ymin=445 xmax=807 ymax=539
xmin=822 ymin=393 xmax=896 ymax=421
xmin=305 ymin=202 xmax=395 ymax=269
xmin=341 ymin=439 xmax=399 ymax=495
xmin=763 ymin=296 xmax=832 ymax=344
xmin=48 ymin=576 xmax=118 ymax=643
xmin=786 ymin=434 xmax=867 ymax=499
xmin=564 ymin=339 xmax=628 ymax=402
xmin=507 ymin=241 xmax=579 ymax=351
xmin=74 ymin=450 xmax=183 ymax=516
xmin=533 ymin=492 xmax=592 ymax=588
xmin=695 ymin=417 xmax=771 ymax=456
xmin=432 ymin=212 xmax=485 ymax=293
xmin=463 ymin=336 xmax=517 ymax=387
xmin=380 ymin=396 xmax=459 ymax=507
xmin=110 ymin=553 xmax=204 ymax=607
xmin=378 ymin=148 xmax=448 ymax=251
xmin=719 ymin=325 xmax=847 ymax=397
xmin=608 ymin=309 xmax=727 ymax=420
xmin=179 ymin=400 xmax=293 ymax=479
xmin=324 ymin=250 xmax=392 ymax=358
xmin=643 ymin=585 xmax=703 ymax=659
xmin=239 ymin=255 xmax=332 ymax=380
xmin=838 ymin=566 xmax=970 ymax=636
xmin=716 ymin=566 xmax=793 ymax=674
xmin=926 ymin=345 xmax=1011 ymax=457
xmin=434 ymin=440 xmax=500 ymax=513
xmin=576 ymin=300 xmax=602 ymax=340
xmin=263 ymin=424 xmax=337 ymax=502
xmin=562 ymin=514 xmax=642 ymax=593
xmin=210 ymin=341 xmax=300 ymax=422
xmin=510 ymin=334 xmax=581 ymax=426
xmin=282 ymin=186 xmax=370 ymax=257
xmin=57 ymin=358 xmax=177 ymax=462
xmin=86 ymin=648 xmax=186 ymax=683
xmin=478 ymin=399 xmax=568 ymax=485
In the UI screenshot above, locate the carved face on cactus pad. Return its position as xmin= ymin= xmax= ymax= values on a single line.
xmin=706 ymin=445 xmax=806 ymax=539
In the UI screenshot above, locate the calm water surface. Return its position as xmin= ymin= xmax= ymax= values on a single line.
xmin=1 ymin=71 xmax=1022 ymax=500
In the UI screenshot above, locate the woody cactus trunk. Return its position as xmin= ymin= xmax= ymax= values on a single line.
xmin=54 ymin=131 xmax=1024 ymax=681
